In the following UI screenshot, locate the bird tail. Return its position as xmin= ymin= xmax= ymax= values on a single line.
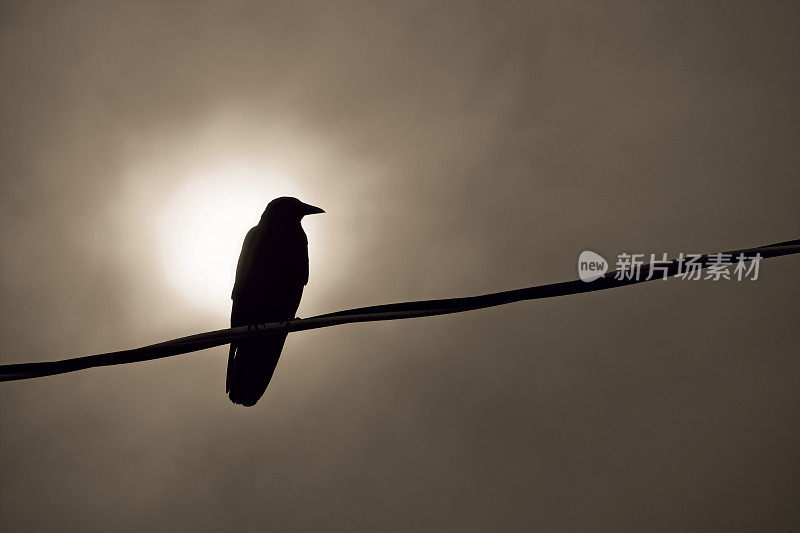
xmin=226 ymin=333 xmax=288 ymax=406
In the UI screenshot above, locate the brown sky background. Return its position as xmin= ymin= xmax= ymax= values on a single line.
xmin=1 ymin=1 xmax=799 ymax=531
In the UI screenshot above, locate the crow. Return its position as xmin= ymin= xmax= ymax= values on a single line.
xmin=226 ymin=197 xmax=324 ymax=406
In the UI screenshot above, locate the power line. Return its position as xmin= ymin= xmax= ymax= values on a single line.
xmin=1 ymin=238 xmax=798 ymax=382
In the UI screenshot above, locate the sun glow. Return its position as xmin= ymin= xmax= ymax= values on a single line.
xmin=157 ymin=165 xmax=305 ymax=313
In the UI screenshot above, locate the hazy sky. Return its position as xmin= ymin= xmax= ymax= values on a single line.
xmin=1 ymin=1 xmax=799 ymax=531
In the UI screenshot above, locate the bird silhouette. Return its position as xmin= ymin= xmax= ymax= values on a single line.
xmin=226 ymin=197 xmax=324 ymax=406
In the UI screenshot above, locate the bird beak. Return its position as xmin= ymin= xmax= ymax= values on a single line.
xmin=301 ymin=202 xmax=325 ymax=215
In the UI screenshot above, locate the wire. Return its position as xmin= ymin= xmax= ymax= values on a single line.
xmin=1 ymin=238 xmax=798 ymax=382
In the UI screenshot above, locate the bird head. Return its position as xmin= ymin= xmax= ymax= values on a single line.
xmin=261 ymin=196 xmax=325 ymax=222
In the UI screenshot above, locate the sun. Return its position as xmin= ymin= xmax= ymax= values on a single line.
xmin=156 ymin=165 xmax=305 ymax=314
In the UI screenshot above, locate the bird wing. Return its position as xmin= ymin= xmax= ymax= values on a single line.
xmin=231 ymin=226 xmax=259 ymax=300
